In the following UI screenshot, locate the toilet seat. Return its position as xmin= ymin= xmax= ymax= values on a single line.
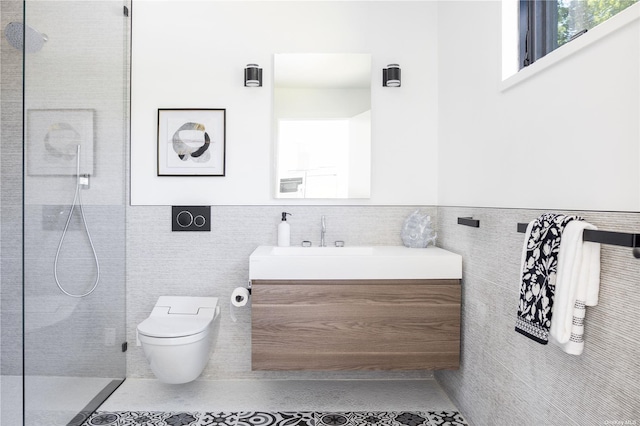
xmin=137 ymin=314 xmax=212 ymax=338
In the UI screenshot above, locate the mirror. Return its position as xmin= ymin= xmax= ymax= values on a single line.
xmin=274 ymin=53 xmax=371 ymax=199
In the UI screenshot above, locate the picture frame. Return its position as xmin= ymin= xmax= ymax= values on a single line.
xmin=157 ymin=108 xmax=226 ymax=176
xmin=26 ymin=109 xmax=95 ymax=176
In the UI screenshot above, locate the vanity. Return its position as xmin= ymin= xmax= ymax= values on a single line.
xmin=249 ymin=245 xmax=462 ymax=371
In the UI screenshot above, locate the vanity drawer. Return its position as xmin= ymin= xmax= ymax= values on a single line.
xmin=251 ymin=279 xmax=461 ymax=371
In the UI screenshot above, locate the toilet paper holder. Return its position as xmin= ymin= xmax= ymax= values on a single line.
xmin=230 ymin=286 xmax=251 ymax=322
xmin=231 ymin=286 xmax=251 ymax=309
xmin=235 ymin=287 xmax=251 ymax=303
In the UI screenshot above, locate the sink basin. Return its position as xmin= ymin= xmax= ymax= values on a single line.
xmin=269 ymin=246 xmax=374 ymax=256
xmin=249 ymin=245 xmax=462 ymax=280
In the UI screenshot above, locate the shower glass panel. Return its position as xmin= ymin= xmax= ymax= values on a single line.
xmin=22 ymin=1 xmax=129 ymax=425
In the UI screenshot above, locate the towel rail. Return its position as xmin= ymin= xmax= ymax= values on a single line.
xmin=517 ymin=222 xmax=640 ymax=258
xmin=457 ymin=217 xmax=480 ymax=228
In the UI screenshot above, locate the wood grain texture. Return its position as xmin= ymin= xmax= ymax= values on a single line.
xmin=251 ymin=280 xmax=461 ymax=371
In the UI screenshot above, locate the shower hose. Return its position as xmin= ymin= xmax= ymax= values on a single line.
xmin=54 ymin=145 xmax=100 ymax=298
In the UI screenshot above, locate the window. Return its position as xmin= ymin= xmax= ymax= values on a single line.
xmin=519 ymin=0 xmax=639 ymax=69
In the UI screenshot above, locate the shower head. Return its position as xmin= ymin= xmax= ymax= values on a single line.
xmin=4 ymin=22 xmax=47 ymax=53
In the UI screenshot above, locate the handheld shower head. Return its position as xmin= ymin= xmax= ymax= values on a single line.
xmin=4 ymin=22 xmax=47 ymax=53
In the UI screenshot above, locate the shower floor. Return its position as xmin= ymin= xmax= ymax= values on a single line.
xmin=82 ymin=379 xmax=468 ymax=426
xmin=1 ymin=375 xmax=118 ymax=426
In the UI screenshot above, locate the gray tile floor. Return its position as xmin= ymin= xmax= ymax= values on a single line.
xmin=99 ymin=379 xmax=458 ymax=412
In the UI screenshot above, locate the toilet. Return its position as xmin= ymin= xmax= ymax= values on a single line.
xmin=137 ymin=296 xmax=220 ymax=384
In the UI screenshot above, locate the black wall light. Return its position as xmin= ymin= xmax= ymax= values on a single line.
xmin=244 ymin=63 xmax=262 ymax=87
xmin=382 ymin=63 xmax=401 ymax=87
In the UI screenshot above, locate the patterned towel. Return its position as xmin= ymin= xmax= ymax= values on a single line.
xmin=515 ymin=213 xmax=582 ymax=344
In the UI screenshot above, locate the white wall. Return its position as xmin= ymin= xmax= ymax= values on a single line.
xmin=349 ymin=110 xmax=371 ymax=198
xmin=437 ymin=1 xmax=640 ymax=212
xmin=131 ymin=1 xmax=439 ymax=205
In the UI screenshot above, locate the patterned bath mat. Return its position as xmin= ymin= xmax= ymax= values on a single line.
xmin=82 ymin=411 xmax=468 ymax=426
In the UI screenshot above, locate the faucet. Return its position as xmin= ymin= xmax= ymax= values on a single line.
xmin=320 ymin=215 xmax=326 ymax=247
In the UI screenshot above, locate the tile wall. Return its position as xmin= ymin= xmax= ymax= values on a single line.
xmin=1 ymin=2 xmax=25 ymax=424
xmin=1 ymin=0 xmax=24 ymax=377
xmin=125 ymin=205 xmax=438 ymax=380
xmin=435 ymin=206 xmax=640 ymax=425
xmin=126 ymin=202 xmax=640 ymax=426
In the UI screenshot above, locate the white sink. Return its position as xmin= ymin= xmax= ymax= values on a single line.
xmin=269 ymin=246 xmax=374 ymax=256
xmin=249 ymin=245 xmax=462 ymax=280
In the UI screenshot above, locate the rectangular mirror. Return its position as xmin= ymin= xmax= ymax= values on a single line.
xmin=274 ymin=53 xmax=371 ymax=199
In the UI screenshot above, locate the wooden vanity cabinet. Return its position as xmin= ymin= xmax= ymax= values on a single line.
xmin=251 ymin=279 xmax=461 ymax=371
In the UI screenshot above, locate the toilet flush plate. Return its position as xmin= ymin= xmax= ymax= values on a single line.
xmin=172 ymin=206 xmax=210 ymax=231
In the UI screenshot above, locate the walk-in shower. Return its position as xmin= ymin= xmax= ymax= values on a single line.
xmin=1 ymin=1 xmax=130 ymax=425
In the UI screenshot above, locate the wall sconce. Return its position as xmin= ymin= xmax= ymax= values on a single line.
xmin=382 ymin=63 xmax=401 ymax=87
xmin=244 ymin=63 xmax=262 ymax=87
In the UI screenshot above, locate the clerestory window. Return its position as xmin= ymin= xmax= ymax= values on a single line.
xmin=519 ymin=0 xmax=639 ymax=69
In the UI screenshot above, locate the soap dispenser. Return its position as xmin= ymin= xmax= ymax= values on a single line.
xmin=278 ymin=212 xmax=292 ymax=247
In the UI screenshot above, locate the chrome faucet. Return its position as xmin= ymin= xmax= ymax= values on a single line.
xmin=320 ymin=215 xmax=326 ymax=247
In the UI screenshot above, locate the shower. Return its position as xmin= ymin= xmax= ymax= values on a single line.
xmin=4 ymin=22 xmax=47 ymax=53
xmin=1 ymin=1 xmax=129 ymax=424
xmin=53 ymin=144 xmax=101 ymax=298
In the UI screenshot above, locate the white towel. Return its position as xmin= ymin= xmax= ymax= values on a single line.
xmin=549 ymin=220 xmax=601 ymax=355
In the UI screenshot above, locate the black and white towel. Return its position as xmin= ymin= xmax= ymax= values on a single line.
xmin=515 ymin=213 xmax=582 ymax=344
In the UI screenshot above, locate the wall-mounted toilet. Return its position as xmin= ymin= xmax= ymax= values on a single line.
xmin=137 ymin=296 xmax=220 ymax=384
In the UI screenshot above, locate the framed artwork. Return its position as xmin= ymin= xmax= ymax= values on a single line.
xmin=26 ymin=109 xmax=94 ymax=176
xmin=157 ymin=108 xmax=226 ymax=176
